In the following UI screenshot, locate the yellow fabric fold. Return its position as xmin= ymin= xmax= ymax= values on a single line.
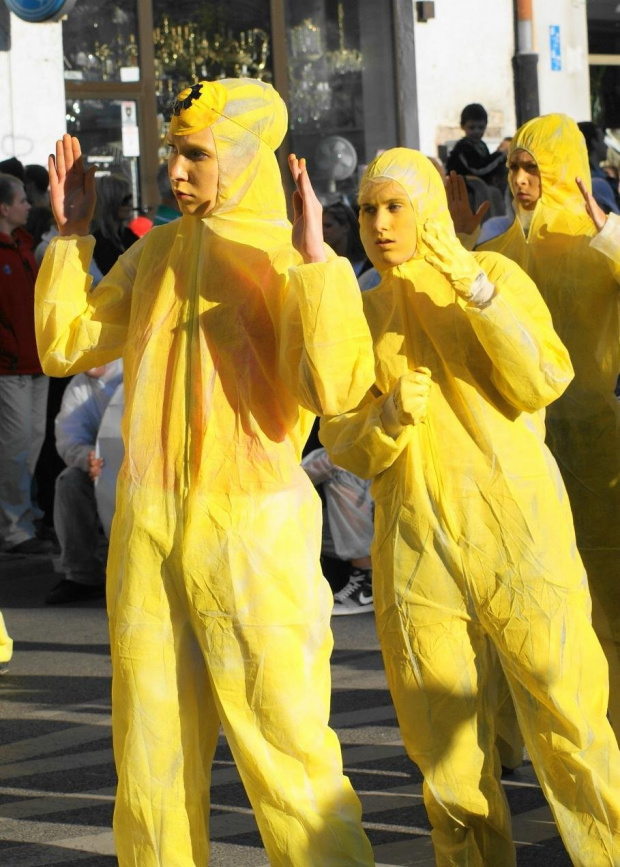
xmin=322 ymin=146 xmax=620 ymax=866
xmin=479 ymin=113 xmax=620 ymax=740
xmin=35 ymin=78 xmax=375 ymax=866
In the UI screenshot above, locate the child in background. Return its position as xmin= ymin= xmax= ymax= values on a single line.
xmin=447 ymin=102 xmax=508 ymax=189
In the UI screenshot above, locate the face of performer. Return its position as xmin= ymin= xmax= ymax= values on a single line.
xmin=167 ymin=126 xmax=219 ymax=217
xmin=508 ymin=148 xmax=541 ymax=211
xmin=358 ymin=180 xmax=417 ymax=270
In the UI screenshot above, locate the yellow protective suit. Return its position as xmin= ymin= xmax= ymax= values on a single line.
xmin=0 ymin=611 xmax=12 ymax=665
xmin=321 ymin=148 xmax=620 ymax=866
xmin=478 ymin=114 xmax=620 ymax=740
xmin=35 ymin=79 xmax=375 ymax=866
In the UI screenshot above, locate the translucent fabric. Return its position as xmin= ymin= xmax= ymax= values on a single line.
xmin=35 ymin=79 xmax=375 ymax=866
xmin=478 ymin=113 xmax=620 ymax=740
xmin=0 ymin=612 xmax=12 ymax=664
xmin=321 ymin=147 xmax=620 ymax=866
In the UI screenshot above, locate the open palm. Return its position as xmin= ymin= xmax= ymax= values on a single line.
xmin=288 ymin=154 xmax=327 ymax=264
xmin=49 ymin=134 xmax=97 ymax=236
xmin=445 ymin=171 xmax=490 ymax=234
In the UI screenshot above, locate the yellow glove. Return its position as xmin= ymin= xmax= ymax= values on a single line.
xmin=421 ymin=219 xmax=493 ymax=303
xmin=382 ymin=367 xmax=432 ymax=437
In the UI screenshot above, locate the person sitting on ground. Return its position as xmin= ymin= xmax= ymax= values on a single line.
xmin=302 ymin=447 xmax=374 ymax=615
xmin=46 ymin=360 xmax=123 ymax=605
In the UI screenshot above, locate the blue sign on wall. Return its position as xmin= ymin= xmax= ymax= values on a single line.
xmin=3 ymin=0 xmax=78 ymax=23
xmin=549 ymin=25 xmax=562 ymax=72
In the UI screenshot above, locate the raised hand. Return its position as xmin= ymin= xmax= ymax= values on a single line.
xmin=288 ymin=154 xmax=327 ymax=264
xmin=445 ymin=170 xmax=490 ymax=235
xmin=49 ymin=134 xmax=97 ymax=237
xmin=420 ymin=217 xmax=484 ymax=301
xmin=576 ymin=176 xmax=608 ymax=233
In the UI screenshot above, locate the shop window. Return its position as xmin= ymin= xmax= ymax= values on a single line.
xmin=152 ymin=0 xmax=272 ymax=120
xmin=63 ymin=1 xmax=140 ymax=83
xmin=283 ymin=0 xmax=398 ymax=202
xmin=66 ymin=98 xmax=141 ymax=209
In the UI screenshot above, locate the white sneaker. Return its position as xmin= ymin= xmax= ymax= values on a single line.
xmin=332 ymin=568 xmax=373 ymax=616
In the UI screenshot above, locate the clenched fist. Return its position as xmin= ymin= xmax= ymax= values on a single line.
xmin=382 ymin=367 xmax=432 ymax=436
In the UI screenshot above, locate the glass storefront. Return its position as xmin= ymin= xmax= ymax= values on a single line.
xmin=283 ymin=0 xmax=397 ymax=200
xmin=588 ymin=0 xmax=620 ymax=127
xmin=152 ymin=0 xmax=272 ymax=119
xmin=65 ymin=98 xmax=141 ymax=210
xmin=61 ymin=0 xmax=399 ymax=209
xmin=62 ymin=1 xmax=140 ymax=83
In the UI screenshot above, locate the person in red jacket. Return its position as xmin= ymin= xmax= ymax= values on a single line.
xmin=0 ymin=173 xmax=52 ymax=554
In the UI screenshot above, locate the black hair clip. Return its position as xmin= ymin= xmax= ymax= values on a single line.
xmin=173 ymin=83 xmax=203 ymax=116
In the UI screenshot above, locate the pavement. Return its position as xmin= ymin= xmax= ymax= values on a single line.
xmin=0 ymin=549 xmax=571 ymax=866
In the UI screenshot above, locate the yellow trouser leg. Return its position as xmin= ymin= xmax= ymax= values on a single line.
xmin=376 ymin=556 xmax=516 ymax=867
xmin=181 ymin=488 xmax=374 ymax=867
xmin=0 ymin=612 xmax=13 ymax=664
xmin=485 ymin=567 xmax=620 ymax=867
xmin=110 ymin=566 xmax=220 ymax=867
xmin=197 ymin=610 xmax=374 ymax=867
xmin=582 ymin=548 xmax=620 ymax=745
xmin=494 ymin=664 xmax=524 ymax=771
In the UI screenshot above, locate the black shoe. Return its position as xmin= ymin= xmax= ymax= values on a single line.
xmin=5 ymin=538 xmax=54 ymax=555
xmin=332 ymin=568 xmax=373 ymax=616
xmin=45 ymin=579 xmax=106 ymax=605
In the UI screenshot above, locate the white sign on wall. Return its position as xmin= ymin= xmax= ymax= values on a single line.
xmin=120 ymin=101 xmax=140 ymax=157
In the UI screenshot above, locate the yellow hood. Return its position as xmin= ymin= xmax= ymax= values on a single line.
xmin=509 ymin=113 xmax=592 ymax=215
xmin=171 ymin=78 xmax=289 ymax=223
xmin=359 ymin=147 xmax=455 ymax=261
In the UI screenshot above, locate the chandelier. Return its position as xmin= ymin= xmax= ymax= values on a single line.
xmin=327 ymin=3 xmax=363 ymax=76
xmin=153 ymin=17 xmax=270 ymax=108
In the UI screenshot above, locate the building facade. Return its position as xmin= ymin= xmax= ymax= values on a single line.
xmin=0 ymin=0 xmax=613 ymax=213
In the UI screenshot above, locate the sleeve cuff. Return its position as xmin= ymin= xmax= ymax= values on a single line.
xmin=468 ymin=272 xmax=496 ymax=308
xmin=590 ymin=212 xmax=620 ymax=260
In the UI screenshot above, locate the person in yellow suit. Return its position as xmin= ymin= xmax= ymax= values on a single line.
xmin=0 ymin=611 xmax=12 ymax=673
xmin=35 ymin=79 xmax=376 ymax=866
xmin=468 ymin=114 xmax=620 ymax=743
xmin=320 ymin=147 xmax=620 ymax=866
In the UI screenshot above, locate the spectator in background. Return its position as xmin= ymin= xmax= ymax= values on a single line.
xmin=24 ymin=164 xmax=53 ymax=250
xmin=0 ymin=157 xmax=24 ymax=182
xmin=302 ymin=447 xmax=374 ymax=615
xmin=153 ymin=162 xmax=181 ymax=226
xmin=46 ymin=360 xmax=123 ymax=605
xmin=27 ymin=206 xmax=54 ymax=249
xmin=91 ymin=175 xmax=138 ymax=275
xmin=321 ymin=197 xmax=370 ymax=277
xmin=447 ymin=103 xmax=509 ymax=200
xmin=0 ymin=173 xmax=51 ymax=555
xmin=24 ymin=164 xmax=50 ymax=209
xmin=303 ymin=195 xmax=373 ymax=613
xmin=578 ymin=120 xmax=620 ymax=214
